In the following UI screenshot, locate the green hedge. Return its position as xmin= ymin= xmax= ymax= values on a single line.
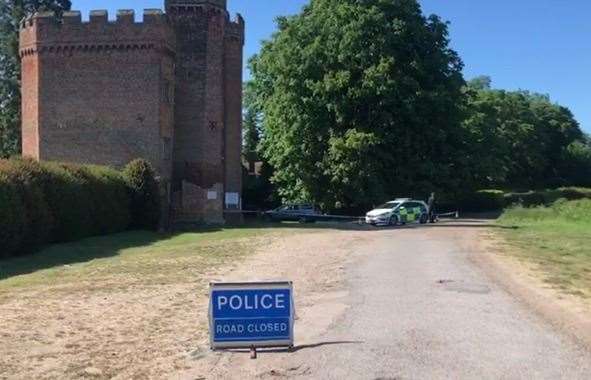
xmin=123 ymin=159 xmax=161 ymax=230
xmin=442 ymin=187 xmax=591 ymax=213
xmin=504 ymin=187 xmax=591 ymax=207
xmin=460 ymin=190 xmax=506 ymax=212
xmin=0 ymin=158 xmax=160 ymax=258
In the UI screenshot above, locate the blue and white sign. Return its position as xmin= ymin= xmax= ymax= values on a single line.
xmin=209 ymin=282 xmax=295 ymax=349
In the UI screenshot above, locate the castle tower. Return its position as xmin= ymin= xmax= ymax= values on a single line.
xmin=19 ymin=1 xmax=244 ymax=225
xmin=19 ymin=10 xmax=176 ymax=179
xmin=166 ymin=0 xmax=244 ymax=223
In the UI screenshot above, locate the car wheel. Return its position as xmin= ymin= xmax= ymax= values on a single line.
xmin=389 ymin=215 xmax=398 ymax=226
xmin=420 ymin=214 xmax=428 ymax=224
xmin=298 ymin=217 xmax=308 ymax=224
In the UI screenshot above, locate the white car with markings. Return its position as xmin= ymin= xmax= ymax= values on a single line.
xmin=366 ymin=198 xmax=429 ymax=226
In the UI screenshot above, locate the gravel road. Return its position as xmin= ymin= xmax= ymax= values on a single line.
xmin=184 ymin=220 xmax=591 ymax=379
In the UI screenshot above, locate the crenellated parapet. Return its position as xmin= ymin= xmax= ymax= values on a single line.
xmin=225 ymin=14 xmax=244 ymax=44
xmin=166 ymin=0 xmax=227 ymax=11
xmin=19 ymin=9 xmax=175 ymax=58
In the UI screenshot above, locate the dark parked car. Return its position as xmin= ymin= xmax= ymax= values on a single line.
xmin=264 ymin=204 xmax=321 ymax=223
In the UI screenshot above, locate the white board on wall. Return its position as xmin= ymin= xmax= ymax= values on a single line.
xmin=225 ymin=192 xmax=240 ymax=207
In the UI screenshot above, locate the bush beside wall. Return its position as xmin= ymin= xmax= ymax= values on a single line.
xmin=123 ymin=159 xmax=161 ymax=231
xmin=0 ymin=158 xmax=159 ymax=259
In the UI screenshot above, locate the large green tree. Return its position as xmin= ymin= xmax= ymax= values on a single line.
xmin=250 ymin=0 xmax=469 ymax=211
xmin=0 ymin=0 xmax=71 ymax=158
xmin=463 ymin=76 xmax=586 ymax=188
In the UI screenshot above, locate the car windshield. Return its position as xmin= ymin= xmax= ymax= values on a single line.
xmin=376 ymin=202 xmax=400 ymax=210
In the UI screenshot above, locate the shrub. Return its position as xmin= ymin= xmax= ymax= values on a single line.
xmin=0 ymin=158 xmax=138 ymax=258
xmin=505 ymin=187 xmax=591 ymax=207
xmin=460 ymin=190 xmax=506 ymax=212
xmin=60 ymin=164 xmax=131 ymax=236
xmin=40 ymin=162 xmax=96 ymax=241
xmin=87 ymin=166 xmax=131 ymax=234
xmin=0 ymin=175 xmax=26 ymax=258
xmin=123 ymin=159 xmax=161 ymax=230
xmin=504 ymin=191 xmax=546 ymax=208
xmin=0 ymin=159 xmax=53 ymax=252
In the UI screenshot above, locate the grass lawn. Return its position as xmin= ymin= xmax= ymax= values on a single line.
xmin=498 ymin=199 xmax=591 ymax=299
xmin=0 ymin=224 xmax=310 ymax=294
xmin=0 ymin=223 xmax=326 ymax=378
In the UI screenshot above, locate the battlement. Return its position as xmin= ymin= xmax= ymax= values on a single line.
xmin=20 ymin=9 xmax=175 ymax=57
xmin=166 ymin=0 xmax=227 ymax=10
xmin=226 ymin=14 xmax=245 ymax=44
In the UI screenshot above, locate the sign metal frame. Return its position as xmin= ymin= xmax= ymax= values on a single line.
xmin=209 ymin=281 xmax=295 ymax=350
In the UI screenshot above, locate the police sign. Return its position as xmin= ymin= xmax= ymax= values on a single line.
xmin=209 ymin=282 xmax=294 ymax=349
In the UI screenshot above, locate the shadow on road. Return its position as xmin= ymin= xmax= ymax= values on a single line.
xmin=224 ymin=340 xmax=364 ymax=354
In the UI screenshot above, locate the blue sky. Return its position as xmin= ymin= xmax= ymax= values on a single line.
xmin=72 ymin=0 xmax=591 ymax=133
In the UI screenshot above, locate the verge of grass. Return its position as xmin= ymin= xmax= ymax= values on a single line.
xmin=497 ymin=199 xmax=591 ymax=299
xmin=0 ymin=225 xmax=310 ymax=293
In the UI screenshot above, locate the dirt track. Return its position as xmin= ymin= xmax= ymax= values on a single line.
xmin=1 ymin=221 xmax=590 ymax=379
xmin=181 ymin=220 xmax=591 ymax=379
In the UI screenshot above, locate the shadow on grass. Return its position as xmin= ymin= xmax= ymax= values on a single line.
xmin=1 ymin=216 xmax=516 ymax=282
xmin=0 ymin=230 xmax=165 ymax=281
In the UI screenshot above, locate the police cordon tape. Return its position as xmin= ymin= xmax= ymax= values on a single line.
xmin=226 ymin=210 xmax=460 ymax=223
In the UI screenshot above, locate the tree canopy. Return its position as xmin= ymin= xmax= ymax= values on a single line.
xmin=249 ymin=0 xmax=471 ymax=211
xmin=246 ymin=0 xmax=591 ymax=211
xmin=463 ymin=76 xmax=587 ymax=188
xmin=0 ymin=0 xmax=71 ymax=158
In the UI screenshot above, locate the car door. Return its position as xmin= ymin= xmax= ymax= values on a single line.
xmin=287 ymin=205 xmax=299 ymax=221
xmin=405 ymin=202 xmax=420 ymax=223
xmin=398 ymin=202 xmax=410 ymax=223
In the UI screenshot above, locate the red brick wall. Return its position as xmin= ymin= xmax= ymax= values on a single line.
xmin=20 ymin=53 xmax=39 ymax=159
xmin=20 ymin=3 xmax=244 ymax=223
xmin=19 ymin=10 xmax=175 ymax=179
xmin=224 ymin=15 xmax=245 ymax=206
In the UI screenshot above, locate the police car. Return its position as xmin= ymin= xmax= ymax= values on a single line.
xmin=365 ymin=198 xmax=430 ymax=226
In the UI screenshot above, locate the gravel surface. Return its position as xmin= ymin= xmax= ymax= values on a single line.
xmin=183 ymin=220 xmax=591 ymax=379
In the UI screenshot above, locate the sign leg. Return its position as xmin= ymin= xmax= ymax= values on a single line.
xmin=250 ymin=346 xmax=257 ymax=360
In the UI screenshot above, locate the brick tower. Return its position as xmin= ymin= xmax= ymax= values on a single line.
xmin=166 ymin=0 xmax=244 ymax=223
xmin=20 ymin=1 xmax=244 ymax=225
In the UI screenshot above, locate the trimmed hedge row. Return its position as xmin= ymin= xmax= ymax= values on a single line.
xmin=450 ymin=187 xmax=591 ymax=212
xmin=0 ymin=158 xmax=160 ymax=259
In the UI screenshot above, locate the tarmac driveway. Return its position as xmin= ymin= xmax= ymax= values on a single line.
xmin=182 ymin=220 xmax=591 ymax=379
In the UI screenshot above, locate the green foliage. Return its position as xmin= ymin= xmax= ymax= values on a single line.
xmin=463 ymin=77 xmax=586 ymax=188
xmin=0 ymin=159 xmax=53 ymax=252
xmin=0 ymin=158 xmax=134 ymax=258
xmin=500 ymin=199 xmax=591 ymax=224
xmin=41 ymin=162 xmax=96 ymax=241
xmin=249 ymin=0 xmax=469 ymax=210
xmin=0 ymin=0 xmax=71 ymax=158
xmin=0 ymin=173 xmax=26 ymax=258
xmin=560 ymin=139 xmax=591 ymax=186
xmin=243 ymin=83 xmax=262 ymax=157
xmin=498 ymin=199 xmax=591 ymax=299
xmin=242 ymin=162 xmax=278 ymax=210
xmin=505 ymin=187 xmax=591 ymax=208
xmin=123 ymin=159 xmax=161 ymax=230
xmin=460 ymin=190 xmax=505 ymax=212
xmin=60 ymin=164 xmax=131 ymax=237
